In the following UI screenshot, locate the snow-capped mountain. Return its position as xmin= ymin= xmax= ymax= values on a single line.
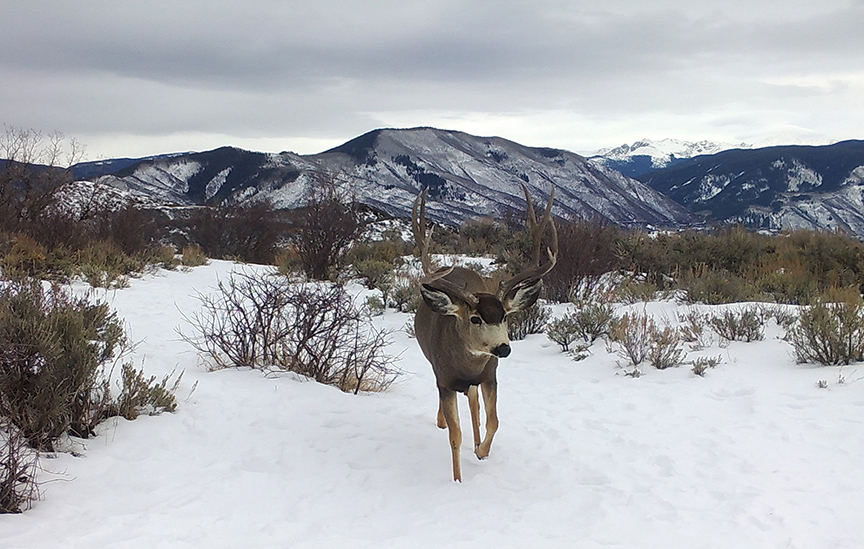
xmin=640 ymin=140 xmax=864 ymax=234
xmin=58 ymin=130 xmax=864 ymax=235
xmin=90 ymin=128 xmax=693 ymax=228
xmin=588 ymin=138 xmax=751 ymax=178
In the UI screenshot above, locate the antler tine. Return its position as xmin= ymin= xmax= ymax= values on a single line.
xmin=521 ymin=183 xmax=555 ymax=266
xmin=412 ymin=189 xmax=477 ymax=307
xmin=412 ymin=189 xmax=434 ymax=276
xmin=498 ymin=184 xmax=558 ymax=300
xmin=522 ymin=182 xmax=538 ymax=231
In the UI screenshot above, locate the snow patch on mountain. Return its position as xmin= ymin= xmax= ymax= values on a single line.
xmin=842 ymin=166 xmax=864 ymax=186
xmin=779 ymin=158 xmax=822 ymax=192
xmin=749 ymin=182 xmax=864 ymax=234
xmin=590 ymin=138 xmax=750 ymax=169
xmin=693 ymin=174 xmax=731 ymax=203
xmin=117 ymin=159 xmax=202 ymax=200
xmin=205 ymin=167 xmax=231 ymax=200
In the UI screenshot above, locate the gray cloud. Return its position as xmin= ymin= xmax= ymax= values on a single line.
xmin=1 ymin=0 xmax=861 ymax=158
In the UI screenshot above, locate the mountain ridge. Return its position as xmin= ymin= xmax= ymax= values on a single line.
xmin=87 ymin=127 xmax=693 ymax=228
xmin=638 ymin=140 xmax=864 ymax=233
xmin=28 ymin=128 xmax=864 ymax=236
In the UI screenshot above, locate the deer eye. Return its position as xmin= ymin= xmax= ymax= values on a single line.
xmin=470 ymin=316 xmax=482 ymax=325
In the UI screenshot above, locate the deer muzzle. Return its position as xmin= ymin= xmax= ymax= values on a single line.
xmin=491 ymin=343 xmax=511 ymax=358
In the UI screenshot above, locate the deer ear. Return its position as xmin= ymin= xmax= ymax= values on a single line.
xmin=502 ymin=278 xmax=542 ymax=313
xmin=420 ymin=284 xmax=464 ymax=316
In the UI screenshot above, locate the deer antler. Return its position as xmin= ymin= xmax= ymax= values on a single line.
xmin=412 ymin=189 xmax=479 ymax=307
xmin=497 ymin=184 xmax=558 ymax=301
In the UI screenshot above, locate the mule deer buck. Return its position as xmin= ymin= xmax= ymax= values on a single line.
xmin=412 ymin=185 xmax=558 ymax=481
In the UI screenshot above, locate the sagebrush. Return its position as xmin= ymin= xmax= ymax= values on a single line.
xmin=181 ymin=270 xmax=401 ymax=393
xmin=0 ymin=281 xmax=179 ymax=452
xmin=789 ymin=289 xmax=864 ymax=365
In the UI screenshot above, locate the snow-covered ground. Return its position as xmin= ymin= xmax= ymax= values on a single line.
xmin=3 ymin=261 xmax=864 ymax=548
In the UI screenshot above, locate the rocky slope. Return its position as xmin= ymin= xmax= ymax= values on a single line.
xmin=90 ymin=128 xmax=693 ymax=228
xmin=639 ymin=140 xmax=864 ymax=233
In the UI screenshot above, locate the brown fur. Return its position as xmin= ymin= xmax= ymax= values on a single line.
xmin=414 ymin=267 xmax=507 ymax=482
xmin=412 ymin=185 xmax=556 ymax=482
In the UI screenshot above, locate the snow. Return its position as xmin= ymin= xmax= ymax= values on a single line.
xmin=781 ymin=159 xmax=823 ymax=192
xmin=204 ymin=168 xmax=231 ymax=200
xmin=842 ymin=166 xmax=864 ymax=186
xmin=591 ymin=138 xmax=750 ymax=168
xmin=162 ymin=160 xmax=202 ymax=184
xmin=3 ymin=262 xmax=864 ymax=548
xmin=693 ymin=174 xmax=730 ymax=203
xmin=125 ymin=160 xmax=202 ymax=197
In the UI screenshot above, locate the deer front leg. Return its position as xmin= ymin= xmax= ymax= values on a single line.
xmin=467 ymin=384 xmax=482 ymax=450
xmin=436 ymin=401 xmax=447 ymax=429
xmin=438 ymin=388 xmax=462 ymax=482
xmin=475 ymin=380 xmax=499 ymax=460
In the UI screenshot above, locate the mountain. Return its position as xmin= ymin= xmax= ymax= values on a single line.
xmin=638 ymin=140 xmax=864 ymax=233
xmin=89 ymin=128 xmax=693 ymax=228
xmin=70 ymin=153 xmax=188 ymax=181
xmin=588 ymin=138 xmax=750 ymax=178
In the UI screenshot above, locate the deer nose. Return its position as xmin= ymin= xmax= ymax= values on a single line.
xmin=492 ymin=343 xmax=511 ymax=358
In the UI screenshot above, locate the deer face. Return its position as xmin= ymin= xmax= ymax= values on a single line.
xmin=420 ymin=278 xmax=543 ymax=358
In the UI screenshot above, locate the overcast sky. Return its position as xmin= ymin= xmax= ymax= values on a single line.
xmin=2 ymin=0 xmax=862 ymax=161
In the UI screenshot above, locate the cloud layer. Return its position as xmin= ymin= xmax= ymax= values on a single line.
xmin=2 ymin=0 xmax=862 ymax=159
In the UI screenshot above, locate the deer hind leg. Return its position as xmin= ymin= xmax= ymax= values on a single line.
xmin=438 ymin=388 xmax=462 ymax=482
xmin=467 ymin=385 xmax=482 ymax=450
xmin=475 ymin=380 xmax=499 ymax=460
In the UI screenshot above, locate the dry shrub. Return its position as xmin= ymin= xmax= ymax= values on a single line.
xmin=677 ymin=308 xmax=714 ymax=349
xmin=0 ymin=281 xmax=124 ymax=450
xmin=0 ymin=209 xmax=168 ymax=287
xmin=185 ymin=202 xmax=284 ymax=264
xmin=353 ymin=259 xmax=395 ymax=304
xmin=546 ymin=313 xmax=581 ymax=352
xmin=507 ymin=302 xmax=551 ymax=340
xmin=362 ymin=295 xmax=386 ymax=317
xmin=77 ymin=239 xmax=147 ymax=288
xmin=291 ymin=179 xmax=363 ymax=280
xmin=181 ymin=270 xmax=401 ymax=393
xmin=92 ymin=205 xmax=166 ymax=258
xmin=692 ymin=355 xmax=722 ymax=377
xmin=756 ymin=260 xmax=820 ymax=305
xmin=647 ymin=324 xmax=686 ymax=370
xmin=571 ymin=302 xmax=615 ymax=343
xmin=348 ymin=236 xmax=409 ymax=266
xmin=390 ymin=273 xmax=423 ymax=313
xmin=789 ymin=288 xmax=864 ymax=365
xmin=544 ymin=219 xmax=621 ymax=303
xmin=274 ymin=246 xmax=303 ymax=276
xmin=677 ymin=265 xmax=760 ymax=305
xmin=608 ymin=312 xmax=686 ymax=369
xmin=0 ymin=419 xmax=39 ymax=513
xmin=619 ymin=227 xmax=864 ymax=305
xmin=113 ymin=364 xmax=181 ymax=420
xmin=0 ymin=234 xmax=48 ymax=280
xmin=0 ymin=279 xmax=179 ymax=513
xmin=0 ymin=281 xmax=177 ymax=452
xmin=149 ymin=245 xmax=180 ymax=271
xmin=616 ymin=278 xmax=661 ymax=304
xmin=708 ymin=306 xmax=765 ymax=344
xmin=607 ymin=312 xmax=654 ymax=366
xmin=181 ymin=244 xmax=208 ymax=267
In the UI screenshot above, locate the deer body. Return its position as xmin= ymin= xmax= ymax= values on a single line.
xmin=412 ymin=186 xmax=557 ymax=482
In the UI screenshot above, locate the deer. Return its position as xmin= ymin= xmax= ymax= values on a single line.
xmin=412 ymin=184 xmax=558 ymax=482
